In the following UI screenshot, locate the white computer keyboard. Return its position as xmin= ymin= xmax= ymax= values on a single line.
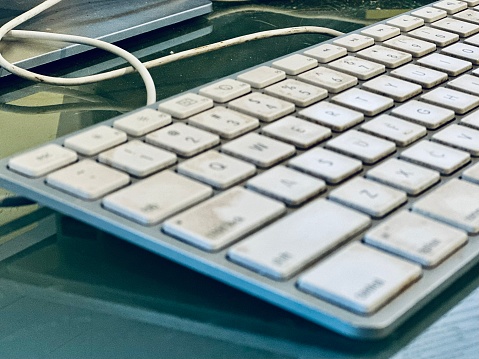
xmin=1 ymin=0 xmax=479 ymax=339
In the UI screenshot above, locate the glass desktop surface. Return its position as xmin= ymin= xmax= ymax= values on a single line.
xmin=0 ymin=1 xmax=478 ymax=358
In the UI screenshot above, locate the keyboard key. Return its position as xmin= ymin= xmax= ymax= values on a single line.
xmin=272 ymin=54 xmax=318 ymax=75
xmin=228 ymin=93 xmax=295 ymax=122
xmin=421 ymin=87 xmax=479 ymax=114
xmin=453 ymin=9 xmax=479 ymax=24
xmin=461 ymin=108 xmax=479 ymax=128
xmin=303 ymin=44 xmax=347 ymax=63
xmin=417 ymin=53 xmax=471 ymax=76
xmin=297 ymin=241 xmax=422 ymax=314
xmin=297 ymin=67 xmax=357 ymax=93
xmin=163 ymin=187 xmax=286 ymax=251
xmin=391 ymin=100 xmax=454 ymax=129
xmin=390 ymin=64 xmax=447 ymax=89
xmin=146 ymin=123 xmax=220 ymax=157
xmin=46 ymin=159 xmax=130 ymax=200
xmin=384 ymin=35 xmax=436 ymax=57
xmin=333 ymin=34 xmax=374 ymax=52
xmin=103 ymin=171 xmax=212 ymax=225
xmin=113 ymin=109 xmax=172 ymax=137
xmin=360 ymin=24 xmax=400 ymax=41
xmin=360 ymin=114 xmax=426 ymax=146
xmin=199 ymin=79 xmax=251 ymax=103
xmin=431 ymin=18 xmax=479 ymax=37
xmin=221 ymin=132 xmax=295 ymax=168
xmin=98 ymin=140 xmax=177 ymax=177
xmin=432 ymin=124 xmax=479 ymax=155
xmin=237 ymin=66 xmax=286 ymax=89
xmin=411 ymin=7 xmax=448 ymax=22
xmin=264 ymin=79 xmax=328 ymax=107
xmin=447 ymin=74 xmax=479 ymax=96
xmin=330 ymin=88 xmax=394 ymax=116
xmin=246 ymin=165 xmax=326 ymax=205
xmin=413 ymin=178 xmax=479 ymax=233
xmin=328 ymin=176 xmax=407 ymax=217
xmin=361 ymin=75 xmax=422 ymax=102
xmin=400 ymin=140 xmax=470 ymax=174
xmin=299 ymin=101 xmax=363 ymax=131
xmin=326 ymin=129 xmax=396 ymax=164
xmin=364 ymin=211 xmax=467 ymax=267
xmin=229 ymin=199 xmax=371 ymax=279
xmin=188 ymin=107 xmax=259 ymax=139
xmin=442 ymin=42 xmax=479 ymax=64
xmin=262 ymin=116 xmax=331 ymax=148
xmin=64 ymin=125 xmax=127 ymax=156
xmin=176 ymin=150 xmax=256 ymax=189
xmin=356 ymin=45 xmax=412 ymax=68
xmin=433 ymin=0 xmax=467 ymax=14
xmin=462 ymin=162 xmax=479 ymax=184
xmin=366 ymin=158 xmax=440 ymax=195
xmin=408 ymin=26 xmax=458 ymax=47
xmin=158 ymin=93 xmax=213 ymax=119
xmin=288 ymin=147 xmax=362 ymax=184
xmin=8 ymin=144 xmax=77 ymax=178
xmin=386 ymin=15 xmax=424 ymax=31
xmin=328 ymin=56 xmax=385 ymax=80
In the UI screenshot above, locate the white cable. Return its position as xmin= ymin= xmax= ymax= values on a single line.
xmin=0 ymin=0 xmax=157 ymax=105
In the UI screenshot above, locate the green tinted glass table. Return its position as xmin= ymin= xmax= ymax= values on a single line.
xmin=1 ymin=1 xmax=478 ymax=357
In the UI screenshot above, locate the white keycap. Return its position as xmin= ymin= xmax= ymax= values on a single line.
xmin=177 ymin=150 xmax=256 ymax=189
xmin=361 ymin=75 xmax=422 ymax=102
xmin=199 ymin=79 xmax=251 ymax=103
xmin=463 ymin=162 xmax=479 ymax=184
xmin=297 ymin=241 xmax=422 ymax=314
xmin=237 ymin=66 xmax=286 ymax=89
xmin=330 ymin=88 xmax=394 ymax=116
xmin=272 ymin=54 xmax=318 ymax=75
xmin=400 ymin=140 xmax=470 ymax=174
xmin=413 ymin=178 xmax=479 ymax=233
xmin=461 ymin=108 xmax=479 ymax=128
xmin=46 ymin=159 xmax=130 ymax=200
xmin=453 ymin=9 xmax=479 ymax=24
xmin=146 ymin=123 xmax=220 ymax=157
xmin=432 ymin=123 xmax=479 ymax=155
xmin=333 ymin=34 xmax=375 ymax=52
xmin=390 ymin=64 xmax=448 ymax=88
xmin=261 ymin=116 xmax=331 ymax=149
xmin=98 ymin=140 xmax=177 ymax=177
xmin=298 ymin=67 xmax=358 ymax=93
xmin=417 ymin=53 xmax=471 ymax=76
xmin=8 ymin=144 xmax=77 ymax=178
xmin=360 ymin=24 xmax=401 ymax=41
xmin=228 ymin=93 xmax=295 ymax=122
xmin=431 ymin=18 xmax=479 ymax=37
xmin=442 ymin=42 xmax=479 ymax=64
xmin=188 ymin=107 xmax=259 ymax=139
xmin=246 ymin=166 xmax=325 ymax=205
xmin=366 ymin=158 xmax=440 ymax=195
xmin=221 ymin=132 xmax=295 ymax=168
xmin=299 ymin=101 xmax=363 ymax=131
xmin=328 ymin=56 xmax=385 ymax=80
xmin=391 ymin=100 xmax=455 ymax=129
xmin=448 ymin=75 xmax=479 ymax=99
xmin=113 ymin=109 xmax=172 ymax=137
xmin=102 ymin=171 xmax=212 ymax=225
xmin=365 ymin=211 xmax=467 ymax=267
xmin=326 ymin=129 xmax=396 ymax=164
xmin=464 ymin=32 xmax=479 ymax=46
xmin=157 ymin=93 xmax=213 ymax=119
xmin=421 ymin=87 xmax=479 ymax=114
xmin=408 ymin=26 xmax=459 ymax=47
xmin=288 ymin=147 xmax=362 ymax=184
xmin=384 ymin=35 xmax=436 ymax=57
xmin=361 ymin=114 xmax=427 ymax=146
xmin=356 ymin=45 xmax=412 ymax=68
xmin=387 ymin=15 xmax=424 ymax=31
xmin=64 ymin=125 xmax=127 ymax=156
xmin=163 ymin=187 xmax=286 ymax=251
xmin=264 ymin=79 xmax=328 ymax=107
xmin=303 ymin=44 xmax=347 ymax=63
xmin=329 ymin=176 xmax=407 ymax=217
xmin=465 ymin=0 xmax=479 ymax=5
xmin=229 ymin=199 xmax=371 ymax=279
xmin=433 ymin=0 xmax=468 ymax=14
xmin=411 ymin=7 xmax=448 ymax=22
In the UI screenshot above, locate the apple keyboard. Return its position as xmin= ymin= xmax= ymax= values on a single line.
xmin=2 ymin=0 xmax=479 ymax=339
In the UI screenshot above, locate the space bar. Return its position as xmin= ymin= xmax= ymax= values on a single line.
xmin=227 ymin=199 xmax=371 ymax=280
